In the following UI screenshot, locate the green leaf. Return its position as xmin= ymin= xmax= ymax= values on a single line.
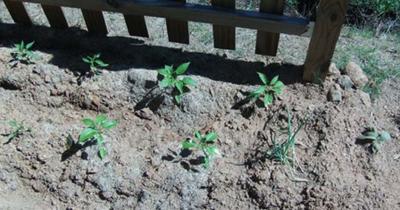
xmin=95 ymin=115 xmax=107 ymax=124
xmin=205 ymin=145 xmax=219 ymax=156
xmin=94 ymin=53 xmax=101 ymax=59
xmin=182 ymin=139 xmax=197 ymax=149
xmin=95 ymin=133 xmax=104 ymax=145
xmin=257 ymin=72 xmax=268 ymax=84
xmin=182 ymin=77 xmax=196 ymax=87
xmin=82 ymin=57 xmax=90 ymax=63
xmin=95 ymin=59 xmax=109 ymax=67
xmin=158 ymin=68 xmax=172 ymax=77
xmin=379 ymin=131 xmax=391 ymax=142
xmin=79 ymin=128 xmax=97 ymax=143
xmin=263 ymin=94 xmax=274 ymax=107
xmin=205 ymin=132 xmax=218 ymax=143
xmin=82 ymin=118 xmax=96 ymax=128
xmin=98 ymin=146 xmax=107 ymax=159
xmin=270 ymin=76 xmax=279 ymax=85
xmin=174 ymin=95 xmax=182 ymax=104
xmin=101 ymin=120 xmax=118 ymax=129
xmin=175 ymin=62 xmax=190 ymax=75
xmin=273 ymin=81 xmax=284 ymax=91
xmin=25 ymin=41 xmax=34 ymax=49
xmin=159 ymin=78 xmax=174 ymax=88
xmin=175 ymin=80 xmax=185 ymax=94
xmin=195 ymin=131 xmax=202 ymax=140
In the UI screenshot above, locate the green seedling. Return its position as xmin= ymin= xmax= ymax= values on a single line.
xmin=266 ymin=110 xmax=306 ymax=166
xmin=78 ymin=114 xmax=118 ymax=159
xmin=4 ymin=120 xmax=31 ymax=144
xmin=11 ymin=41 xmax=36 ymax=64
xmin=357 ymin=127 xmax=391 ymax=153
xmin=181 ymin=131 xmax=220 ymax=168
xmin=82 ymin=54 xmax=109 ymax=75
xmin=248 ymin=72 xmax=284 ymax=107
xmin=158 ymin=62 xmax=197 ymax=104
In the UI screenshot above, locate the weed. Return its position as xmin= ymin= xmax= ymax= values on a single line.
xmin=248 ymin=72 xmax=284 ymax=107
xmin=78 ymin=114 xmax=118 ymax=159
xmin=158 ymin=62 xmax=196 ymax=104
xmin=181 ymin=131 xmax=220 ymax=168
xmin=357 ymin=127 xmax=391 ymax=153
xmin=4 ymin=120 xmax=31 ymax=144
xmin=82 ymin=54 xmax=109 ymax=76
xmin=11 ymin=41 xmax=36 ymax=64
xmin=266 ymin=110 xmax=306 ymax=166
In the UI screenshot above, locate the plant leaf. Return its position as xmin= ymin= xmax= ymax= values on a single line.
xmin=379 ymin=131 xmax=391 ymax=142
xmin=175 ymin=62 xmax=190 ymax=75
xmin=95 ymin=59 xmax=109 ymax=67
xmin=79 ymin=128 xmax=97 ymax=143
xmin=101 ymin=120 xmax=118 ymax=129
xmin=174 ymin=95 xmax=182 ymax=104
xmin=205 ymin=132 xmax=218 ymax=143
xmin=95 ymin=115 xmax=107 ymax=124
xmin=158 ymin=68 xmax=172 ymax=77
xmin=257 ymin=72 xmax=268 ymax=84
xmin=205 ymin=145 xmax=219 ymax=156
xmin=182 ymin=77 xmax=196 ymax=87
xmin=159 ymin=78 xmax=174 ymax=89
xmin=175 ymin=80 xmax=184 ymax=94
xmin=182 ymin=139 xmax=197 ymax=149
xmin=270 ymin=76 xmax=279 ymax=85
xmin=25 ymin=41 xmax=34 ymax=49
xmin=263 ymin=94 xmax=274 ymax=107
xmin=195 ymin=131 xmax=202 ymax=140
xmin=82 ymin=57 xmax=90 ymax=63
xmin=82 ymin=118 xmax=96 ymax=128
xmin=98 ymin=146 xmax=107 ymax=159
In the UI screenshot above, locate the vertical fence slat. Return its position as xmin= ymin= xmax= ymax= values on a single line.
xmin=3 ymin=0 xmax=31 ymax=26
xmin=255 ymin=0 xmax=284 ymax=56
xmin=211 ymin=0 xmax=235 ymax=49
xmin=124 ymin=14 xmax=149 ymax=37
xmin=303 ymin=0 xmax=348 ymax=82
xmin=166 ymin=0 xmax=189 ymax=44
xmin=81 ymin=9 xmax=108 ymax=34
xmin=41 ymin=5 xmax=68 ymax=29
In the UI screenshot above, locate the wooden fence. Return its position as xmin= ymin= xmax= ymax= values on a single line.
xmin=2 ymin=0 xmax=348 ymax=82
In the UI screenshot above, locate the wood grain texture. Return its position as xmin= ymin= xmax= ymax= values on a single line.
xmin=303 ymin=0 xmax=348 ymax=82
xmin=166 ymin=0 xmax=189 ymax=44
xmin=3 ymin=0 xmax=31 ymax=25
xmin=255 ymin=0 xmax=284 ymax=56
xmin=10 ymin=0 xmax=309 ymax=35
xmin=81 ymin=9 xmax=108 ymax=34
xmin=211 ymin=0 xmax=235 ymax=49
xmin=41 ymin=5 xmax=68 ymax=29
xmin=124 ymin=14 xmax=148 ymax=37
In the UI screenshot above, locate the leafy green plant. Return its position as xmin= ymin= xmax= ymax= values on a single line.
xmin=266 ymin=110 xmax=306 ymax=166
xmin=82 ymin=54 xmax=109 ymax=75
xmin=4 ymin=120 xmax=31 ymax=144
xmin=181 ymin=131 xmax=220 ymax=168
xmin=248 ymin=72 xmax=284 ymax=107
xmin=158 ymin=62 xmax=197 ymax=104
xmin=11 ymin=41 xmax=36 ymax=64
xmin=357 ymin=127 xmax=391 ymax=153
xmin=78 ymin=114 xmax=118 ymax=159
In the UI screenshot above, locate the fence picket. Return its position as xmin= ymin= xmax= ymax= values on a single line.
xmin=255 ymin=0 xmax=284 ymax=56
xmin=166 ymin=0 xmax=189 ymax=44
xmin=211 ymin=0 xmax=235 ymax=49
xmin=3 ymin=0 xmax=31 ymax=26
xmin=81 ymin=9 xmax=108 ymax=34
xmin=124 ymin=14 xmax=149 ymax=37
xmin=41 ymin=5 xmax=68 ymax=29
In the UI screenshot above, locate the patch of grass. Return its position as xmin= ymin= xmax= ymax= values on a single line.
xmin=78 ymin=114 xmax=118 ymax=160
xmin=11 ymin=41 xmax=37 ymax=65
xmin=247 ymin=72 xmax=284 ymax=107
xmin=82 ymin=53 xmax=109 ymax=76
xmin=181 ymin=131 xmax=220 ymax=168
xmin=3 ymin=120 xmax=31 ymax=144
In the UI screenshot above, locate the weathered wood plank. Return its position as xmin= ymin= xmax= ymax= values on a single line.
xmin=11 ymin=0 xmax=309 ymax=35
xmin=303 ymin=0 xmax=348 ymax=82
xmin=41 ymin=5 xmax=68 ymax=29
xmin=166 ymin=0 xmax=189 ymax=44
xmin=3 ymin=0 xmax=31 ymax=26
xmin=255 ymin=0 xmax=284 ymax=56
xmin=211 ymin=0 xmax=235 ymax=49
xmin=124 ymin=14 xmax=148 ymax=37
xmin=81 ymin=9 xmax=108 ymax=34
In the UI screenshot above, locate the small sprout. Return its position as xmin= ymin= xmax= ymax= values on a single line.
xmin=82 ymin=53 xmax=109 ymax=76
xmin=266 ymin=109 xmax=306 ymax=166
xmin=248 ymin=72 xmax=284 ymax=107
xmin=181 ymin=131 xmax=220 ymax=168
xmin=11 ymin=41 xmax=37 ymax=64
xmin=4 ymin=120 xmax=31 ymax=144
xmin=158 ymin=62 xmax=197 ymax=104
xmin=78 ymin=114 xmax=118 ymax=159
xmin=357 ymin=127 xmax=391 ymax=153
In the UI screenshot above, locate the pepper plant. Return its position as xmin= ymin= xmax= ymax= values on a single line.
xmin=248 ymin=72 xmax=284 ymax=107
xmin=79 ymin=114 xmax=118 ymax=159
xmin=82 ymin=53 xmax=109 ymax=75
xmin=357 ymin=127 xmax=391 ymax=153
xmin=181 ymin=131 xmax=220 ymax=168
xmin=4 ymin=120 xmax=31 ymax=144
xmin=158 ymin=62 xmax=196 ymax=104
xmin=11 ymin=41 xmax=36 ymax=64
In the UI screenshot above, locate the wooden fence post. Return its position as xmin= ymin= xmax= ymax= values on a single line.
xmin=211 ymin=0 xmax=236 ymax=49
xmin=166 ymin=0 xmax=189 ymax=44
xmin=303 ymin=0 xmax=348 ymax=82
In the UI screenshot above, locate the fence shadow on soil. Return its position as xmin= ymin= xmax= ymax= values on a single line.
xmin=0 ymin=23 xmax=304 ymax=85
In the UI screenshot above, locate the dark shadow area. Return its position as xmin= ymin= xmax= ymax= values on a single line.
xmin=61 ymin=134 xmax=97 ymax=161
xmin=0 ymin=23 xmax=304 ymax=85
xmin=161 ymin=148 xmax=202 ymax=172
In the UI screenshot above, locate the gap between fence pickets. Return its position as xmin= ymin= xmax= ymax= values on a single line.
xmin=8 ymin=0 xmax=310 ymax=36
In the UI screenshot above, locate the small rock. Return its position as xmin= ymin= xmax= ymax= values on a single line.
xmin=328 ymin=84 xmax=342 ymax=103
xmin=328 ymin=63 xmax=341 ymax=77
xmin=345 ymin=62 xmax=369 ymax=88
xmin=337 ymin=75 xmax=354 ymax=90
xmin=358 ymin=90 xmax=371 ymax=107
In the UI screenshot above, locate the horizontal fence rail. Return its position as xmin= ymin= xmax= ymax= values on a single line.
xmin=2 ymin=0 xmax=348 ymax=82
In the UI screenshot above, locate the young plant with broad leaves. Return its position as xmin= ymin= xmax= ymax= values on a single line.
xmin=158 ymin=62 xmax=196 ymax=104
xmin=248 ymin=72 xmax=284 ymax=107
xmin=181 ymin=131 xmax=220 ymax=168
xmin=11 ymin=41 xmax=37 ymax=64
xmin=78 ymin=114 xmax=118 ymax=159
xmin=357 ymin=127 xmax=391 ymax=153
xmin=82 ymin=54 xmax=109 ymax=76
xmin=4 ymin=120 xmax=31 ymax=144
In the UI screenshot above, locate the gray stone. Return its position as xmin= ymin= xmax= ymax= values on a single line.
xmin=345 ymin=62 xmax=369 ymax=88
xmin=328 ymin=84 xmax=342 ymax=103
xmin=338 ymin=75 xmax=354 ymax=90
xmin=328 ymin=63 xmax=341 ymax=77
